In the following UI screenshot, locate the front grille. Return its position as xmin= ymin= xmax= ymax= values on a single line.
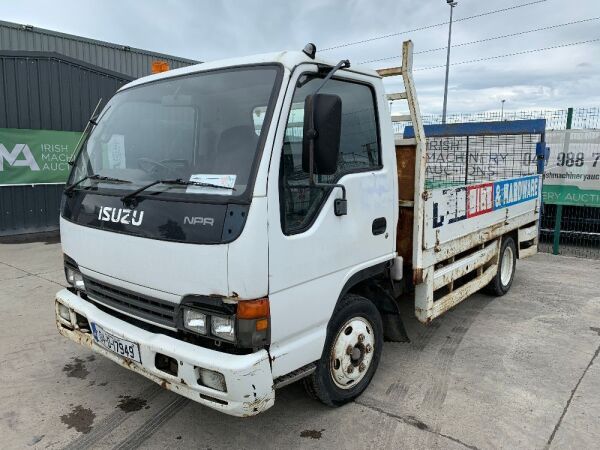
xmin=83 ymin=276 xmax=177 ymax=328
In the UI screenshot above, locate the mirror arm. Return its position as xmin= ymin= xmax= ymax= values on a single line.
xmin=313 ymin=60 xmax=350 ymax=95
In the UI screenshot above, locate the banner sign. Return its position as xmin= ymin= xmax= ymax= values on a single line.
xmin=0 ymin=128 xmax=82 ymax=185
xmin=425 ymin=175 xmax=541 ymax=249
xmin=432 ymin=175 xmax=540 ymax=229
xmin=544 ymin=130 xmax=600 ymax=207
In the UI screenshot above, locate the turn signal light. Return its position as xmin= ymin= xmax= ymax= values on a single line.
xmin=255 ymin=318 xmax=268 ymax=331
xmin=237 ymin=298 xmax=269 ymax=319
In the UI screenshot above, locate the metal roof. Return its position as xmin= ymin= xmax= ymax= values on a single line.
xmin=0 ymin=20 xmax=199 ymax=79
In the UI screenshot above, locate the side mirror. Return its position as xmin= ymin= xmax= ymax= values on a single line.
xmin=302 ymin=93 xmax=342 ymax=175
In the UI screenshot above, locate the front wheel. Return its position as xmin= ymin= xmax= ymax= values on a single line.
xmin=303 ymin=294 xmax=383 ymax=406
xmin=485 ymin=236 xmax=517 ymax=296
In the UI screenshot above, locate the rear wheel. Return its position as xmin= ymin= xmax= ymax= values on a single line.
xmin=485 ymin=236 xmax=517 ymax=296
xmin=303 ymin=294 xmax=383 ymax=406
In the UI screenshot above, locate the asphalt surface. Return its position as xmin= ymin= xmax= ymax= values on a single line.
xmin=1 ymin=238 xmax=599 ymax=449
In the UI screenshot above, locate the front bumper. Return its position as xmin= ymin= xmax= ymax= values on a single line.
xmin=55 ymin=289 xmax=275 ymax=417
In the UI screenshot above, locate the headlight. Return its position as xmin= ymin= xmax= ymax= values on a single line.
xmin=211 ymin=315 xmax=235 ymax=342
xmin=179 ymin=296 xmax=270 ymax=348
xmin=183 ymin=308 xmax=207 ymax=335
xmin=65 ymin=265 xmax=85 ymax=290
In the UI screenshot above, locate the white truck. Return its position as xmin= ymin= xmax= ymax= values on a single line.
xmin=55 ymin=41 xmax=542 ymax=416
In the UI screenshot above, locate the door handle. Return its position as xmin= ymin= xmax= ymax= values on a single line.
xmin=372 ymin=217 xmax=387 ymax=236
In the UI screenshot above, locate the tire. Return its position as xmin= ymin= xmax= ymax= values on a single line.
xmin=303 ymin=294 xmax=383 ymax=407
xmin=485 ymin=236 xmax=517 ymax=296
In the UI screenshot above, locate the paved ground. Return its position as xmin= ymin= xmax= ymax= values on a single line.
xmin=1 ymin=238 xmax=599 ymax=450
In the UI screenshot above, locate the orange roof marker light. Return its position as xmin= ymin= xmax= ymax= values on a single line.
xmin=151 ymin=60 xmax=170 ymax=74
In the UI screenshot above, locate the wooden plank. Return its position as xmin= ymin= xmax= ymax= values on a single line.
xmin=395 ymin=137 xmax=416 ymax=146
xmin=391 ymin=114 xmax=412 ymax=122
xmin=433 ymin=241 xmax=498 ymax=290
xmin=387 ymin=92 xmax=407 ymax=100
xmin=396 ymin=145 xmax=416 ymax=202
xmin=377 ymin=66 xmax=403 ymax=77
xmin=395 ymin=141 xmax=416 ymax=264
xmin=396 ymin=208 xmax=414 ymax=263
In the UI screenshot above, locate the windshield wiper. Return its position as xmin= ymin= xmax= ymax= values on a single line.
xmin=65 ymin=174 xmax=132 ymax=195
xmin=121 ymin=178 xmax=235 ymax=203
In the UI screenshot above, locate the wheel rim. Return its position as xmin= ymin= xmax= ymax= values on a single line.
xmin=329 ymin=317 xmax=375 ymax=389
xmin=500 ymin=245 xmax=514 ymax=286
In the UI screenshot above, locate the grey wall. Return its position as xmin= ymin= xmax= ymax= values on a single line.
xmin=0 ymin=52 xmax=133 ymax=236
xmin=0 ymin=20 xmax=198 ymax=79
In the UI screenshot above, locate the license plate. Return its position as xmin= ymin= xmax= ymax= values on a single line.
xmin=90 ymin=323 xmax=141 ymax=363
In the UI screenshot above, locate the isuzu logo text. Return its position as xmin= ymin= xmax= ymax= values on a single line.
xmin=184 ymin=216 xmax=214 ymax=226
xmin=98 ymin=206 xmax=144 ymax=226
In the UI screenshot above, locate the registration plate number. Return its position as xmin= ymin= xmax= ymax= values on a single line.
xmin=91 ymin=323 xmax=141 ymax=363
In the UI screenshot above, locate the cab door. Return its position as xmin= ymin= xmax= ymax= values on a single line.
xmin=266 ymin=67 xmax=397 ymax=377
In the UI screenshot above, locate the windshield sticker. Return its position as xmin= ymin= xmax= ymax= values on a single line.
xmin=107 ymin=135 xmax=126 ymax=169
xmin=186 ymin=174 xmax=237 ymax=195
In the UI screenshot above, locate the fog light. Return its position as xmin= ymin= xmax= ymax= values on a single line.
xmin=65 ymin=266 xmax=85 ymax=290
xmin=198 ymin=368 xmax=227 ymax=392
xmin=211 ymin=315 xmax=235 ymax=342
xmin=58 ymin=303 xmax=71 ymax=322
xmin=183 ymin=308 xmax=207 ymax=335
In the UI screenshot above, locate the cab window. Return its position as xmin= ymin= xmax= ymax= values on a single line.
xmin=279 ymin=76 xmax=380 ymax=234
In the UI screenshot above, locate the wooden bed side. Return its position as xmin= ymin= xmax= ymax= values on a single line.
xmin=396 ymin=143 xmax=416 ymax=264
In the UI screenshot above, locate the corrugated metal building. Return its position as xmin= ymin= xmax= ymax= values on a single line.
xmin=0 ymin=21 xmax=199 ymax=236
xmin=0 ymin=20 xmax=197 ymax=78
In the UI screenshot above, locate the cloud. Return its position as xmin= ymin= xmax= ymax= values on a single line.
xmin=1 ymin=0 xmax=599 ymax=114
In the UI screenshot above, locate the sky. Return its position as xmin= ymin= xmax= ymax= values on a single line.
xmin=1 ymin=0 xmax=599 ymax=115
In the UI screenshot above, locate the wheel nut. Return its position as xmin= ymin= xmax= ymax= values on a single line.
xmin=358 ymin=334 xmax=365 ymax=342
xmin=346 ymin=345 xmax=353 ymax=355
xmin=365 ymin=344 xmax=372 ymax=353
xmin=347 ymin=365 xmax=354 ymax=374
xmin=359 ymin=363 xmax=366 ymax=372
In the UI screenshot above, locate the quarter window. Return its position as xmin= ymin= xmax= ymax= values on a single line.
xmin=280 ymin=76 xmax=380 ymax=234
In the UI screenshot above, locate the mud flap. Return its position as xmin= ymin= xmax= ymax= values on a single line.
xmin=382 ymin=313 xmax=410 ymax=343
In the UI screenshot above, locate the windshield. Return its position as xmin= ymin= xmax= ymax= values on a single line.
xmin=68 ymin=65 xmax=281 ymax=200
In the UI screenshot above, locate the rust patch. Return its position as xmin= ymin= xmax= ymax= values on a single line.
xmin=300 ymin=429 xmax=325 ymax=439
xmin=243 ymin=392 xmax=272 ymax=414
xmin=62 ymin=357 xmax=89 ymax=379
xmin=413 ymin=268 xmax=424 ymax=285
xmin=121 ymin=358 xmax=134 ymax=369
xmin=116 ymin=395 xmax=147 ymax=412
xmin=160 ymin=379 xmax=171 ymax=390
xmin=60 ymin=405 xmax=95 ymax=434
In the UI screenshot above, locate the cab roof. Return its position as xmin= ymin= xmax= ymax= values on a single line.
xmin=119 ymin=50 xmax=380 ymax=91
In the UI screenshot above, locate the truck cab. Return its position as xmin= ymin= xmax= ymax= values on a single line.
xmin=56 ymin=48 xmax=400 ymax=416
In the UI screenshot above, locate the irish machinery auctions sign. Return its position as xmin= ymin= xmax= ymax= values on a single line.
xmin=544 ymin=130 xmax=600 ymax=207
xmin=0 ymin=128 xmax=82 ymax=185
